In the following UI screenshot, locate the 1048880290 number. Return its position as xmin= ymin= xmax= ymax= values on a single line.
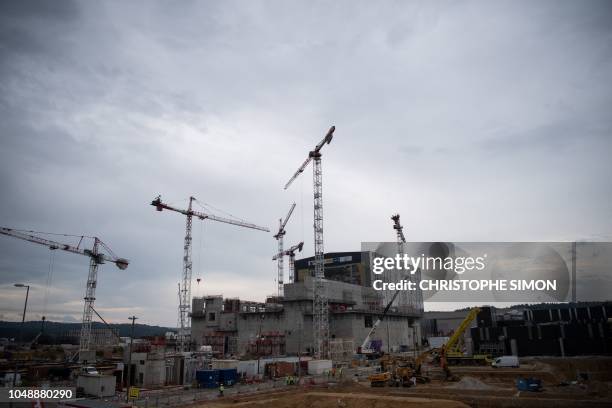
xmin=2 ymin=388 xmax=75 ymax=402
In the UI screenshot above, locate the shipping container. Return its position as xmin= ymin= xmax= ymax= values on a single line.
xmin=219 ymin=368 xmax=238 ymax=386
xmin=196 ymin=369 xmax=219 ymax=388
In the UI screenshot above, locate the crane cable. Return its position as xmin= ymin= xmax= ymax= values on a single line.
xmin=196 ymin=220 xmax=204 ymax=297
xmin=43 ymin=248 xmax=56 ymax=322
xmin=300 ymin=173 xmax=305 ymax=243
xmin=194 ymin=198 xmax=252 ymax=225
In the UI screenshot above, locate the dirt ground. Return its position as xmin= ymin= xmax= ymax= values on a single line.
xmin=202 ymin=388 xmax=469 ymax=408
xmin=193 ymin=357 xmax=612 ymax=408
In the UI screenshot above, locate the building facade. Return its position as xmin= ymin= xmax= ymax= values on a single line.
xmin=191 ymin=251 xmax=423 ymax=358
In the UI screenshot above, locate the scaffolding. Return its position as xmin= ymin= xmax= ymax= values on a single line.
xmin=66 ymin=328 xmax=119 ymax=347
xmin=248 ymin=331 xmax=286 ymax=357
xmin=329 ymin=338 xmax=355 ymax=362
xmin=202 ymin=331 xmax=237 ymax=356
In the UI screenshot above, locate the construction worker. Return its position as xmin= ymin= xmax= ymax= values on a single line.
xmin=219 ymin=383 xmax=224 ymax=397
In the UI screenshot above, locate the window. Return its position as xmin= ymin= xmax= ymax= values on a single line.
xmin=208 ymin=312 xmax=216 ymax=321
xmin=364 ymin=316 xmax=373 ymax=328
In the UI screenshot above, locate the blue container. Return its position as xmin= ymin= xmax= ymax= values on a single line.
xmin=218 ymin=368 xmax=238 ymax=386
xmin=196 ymin=369 xmax=219 ymax=388
xmin=516 ymin=377 xmax=542 ymax=392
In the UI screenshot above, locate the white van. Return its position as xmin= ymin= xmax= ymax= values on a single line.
xmin=491 ymin=355 xmax=519 ymax=368
xmin=81 ymin=366 xmax=99 ymax=375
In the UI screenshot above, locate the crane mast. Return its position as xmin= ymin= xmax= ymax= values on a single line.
xmin=0 ymin=228 xmax=128 ymax=359
xmin=151 ymin=195 xmax=269 ymax=352
xmin=284 ymin=125 xmax=335 ymax=359
xmin=273 ymin=203 xmax=296 ymax=297
xmin=180 ymin=197 xmax=194 ymax=352
xmin=391 ymin=214 xmax=423 ymax=314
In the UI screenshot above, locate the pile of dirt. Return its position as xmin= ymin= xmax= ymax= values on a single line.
xmin=445 ymin=376 xmax=497 ymax=390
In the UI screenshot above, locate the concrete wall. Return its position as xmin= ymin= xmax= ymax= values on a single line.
xmin=192 ymin=278 xmax=423 ymax=358
xmin=144 ymin=359 xmax=165 ymax=387
xmin=77 ymin=375 xmax=116 ymax=398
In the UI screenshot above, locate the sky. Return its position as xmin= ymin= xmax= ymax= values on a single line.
xmin=0 ymin=0 xmax=611 ymax=327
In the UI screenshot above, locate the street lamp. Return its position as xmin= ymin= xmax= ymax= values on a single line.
xmin=14 ymin=284 xmax=30 ymax=325
xmin=12 ymin=283 xmax=30 ymax=388
xmin=126 ymin=316 xmax=138 ymax=402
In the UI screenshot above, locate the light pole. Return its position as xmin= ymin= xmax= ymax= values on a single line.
xmin=126 ymin=316 xmax=138 ymax=402
xmin=13 ymin=283 xmax=30 ymax=388
xmin=14 ymin=284 xmax=30 ymax=333
xmin=256 ymin=314 xmax=264 ymax=377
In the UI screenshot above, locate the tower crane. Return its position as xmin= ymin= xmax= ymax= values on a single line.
xmin=284 ymin=125 xmax=335 ymax=359
xmin=358 ymin=214 xmax=413 ymax=356
xmin=272 ymin=241 xmax=304 ymax=285
xmin=391 ymin=214 xmax=406 ymax=246
xmin=0 ymin=227 xmax=128 ymax=359
xmin=273 ymin=203 xmax=296 ymax=297
xmin=151 ymin=195 xmax=269 ymax=352
xmin=392 ymin=214 xmax=423 ymax=313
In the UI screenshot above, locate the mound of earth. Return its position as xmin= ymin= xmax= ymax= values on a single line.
xmin=445 ymin=376 xmax=497 ymax=390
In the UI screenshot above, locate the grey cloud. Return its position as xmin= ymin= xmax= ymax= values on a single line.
xmin=1 ymin=0 xmax=611 ymax=325
xmin=479 ymin=120 xmax=612 ymax=155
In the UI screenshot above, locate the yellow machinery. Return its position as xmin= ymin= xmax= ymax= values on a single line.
xmin=369 ymin=355 xmax=430 ymax=387
xmin=444 ymin=307 xmax=492 ymax=366
xmin=414 ymin=307 xmax=490 ymax=380
xmin=368 ymin=371 xmax=392 ymax=387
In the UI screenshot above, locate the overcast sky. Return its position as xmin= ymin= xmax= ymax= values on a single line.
xmin=1 ymin=0 xmax=611 ymax=327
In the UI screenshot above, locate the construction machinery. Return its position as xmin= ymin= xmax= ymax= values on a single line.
xmin=358 ymin=289 xmax=401 ymax=357
xmin=444 ymin=307 xmax=491 ymax=365
xmin=151 ymin=195 xmax=269 ymax=352
xmin=369 ymin=354 xmax=430 ymax=387
xmin=273 ymin=203 xmax=296 ymax=297
xmin=0 ymin=228 xmax=128 ymax=359
xmin=359 ymin=213 xmax=417 ymax=357
xmin=272 ymin=241 xmax=304 ymax=284
xmin=413 ymin=307 xmax=487 ymax=380
xmin=284 ymin=125 xmax=335 ymax=359
xmin=369 ymin=307 xmax=485 ymax=386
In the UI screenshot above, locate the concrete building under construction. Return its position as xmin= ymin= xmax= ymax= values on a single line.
xmin=191 ymin=251 xmax=423 ymax=359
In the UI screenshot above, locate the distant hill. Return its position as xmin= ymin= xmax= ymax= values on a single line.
xmin=0 ymin=320 xmax=175 ymax=344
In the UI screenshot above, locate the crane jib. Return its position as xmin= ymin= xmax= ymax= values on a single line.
xmin=284 ymin=125 xmax=335 ymax=190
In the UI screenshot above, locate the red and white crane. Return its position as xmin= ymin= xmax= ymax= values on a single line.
xmin=151 ymin=195 xmax=269 ymax=352
xmin=284 ymin=125 xmax=335 ymax=359
xmin=272 ymin=241 xmax=304 ymax=286
xmin=273 ymin=203 xmax=296 ymax=297
xmin=0 ymin=227 xmax=128 ymax=359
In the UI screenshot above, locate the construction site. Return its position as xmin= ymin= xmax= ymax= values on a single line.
xmin=0 ymin=1 xmax=611 ymax=407
xmin=1 ymin=124 xmax=611 ymax=408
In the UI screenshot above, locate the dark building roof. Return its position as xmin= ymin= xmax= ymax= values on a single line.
xmin=294 ymin=251 xmax=363 ymax=270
